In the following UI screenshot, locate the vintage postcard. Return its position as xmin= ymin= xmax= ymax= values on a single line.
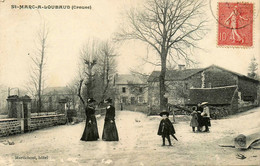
xmin=0 ymin=0 xmax=259 ymax=165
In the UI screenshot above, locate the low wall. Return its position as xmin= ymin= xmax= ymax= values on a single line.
xmin=206 ymin=105 xmax=232 ymax=119
xmin=148 ymin=105 xmax=162 ymax=115
xmin=123 ymin=105 xmax=148 ymax=113
xmin=0 ymin=118 xmax=21 ymax=137
xmin=238 ymin=104 xmax=259 ymax=113
xmin=30 ymin=114 xmax=66 ymax=131
xmin=31 ymin=112 xmax=56 ymax=116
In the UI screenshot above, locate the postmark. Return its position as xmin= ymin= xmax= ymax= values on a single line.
xmin=218 ymin=2 xmax=253 ymax=47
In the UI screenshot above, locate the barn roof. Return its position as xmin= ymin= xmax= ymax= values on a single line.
xmin=147 ymin=68 xmax=203 ymax=82
xmin=204 ymin=65 xmax=259 ymax=83
xmin=186 ymin=86 xmax=237 ymax=105
xmin=147 ymin=65 xmax=259 ymax=83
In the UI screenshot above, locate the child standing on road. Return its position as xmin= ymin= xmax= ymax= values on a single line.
xmin=190 ymin=106 xmax=199 ymax=132
xmin=157 ymin=110 xmax=177 ymax=146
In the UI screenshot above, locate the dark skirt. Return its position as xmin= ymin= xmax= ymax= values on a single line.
xmin=81 ymin=117 xmax=99 ymax=141
xmin=197 ymin=114 xmax=203 ymax=127
xmin=102 ymin=120 xmax=119 ymax=141
xmin=202 ymin=117 xmax=211 ymax=127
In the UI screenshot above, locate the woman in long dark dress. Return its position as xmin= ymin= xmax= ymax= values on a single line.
xmin=102 ymin=98 xmax=119 ymax=141
xmin=80 ymin=98 xmax=99 ymax=141
xmin=196 ymin=103 xmax=204 ymax=132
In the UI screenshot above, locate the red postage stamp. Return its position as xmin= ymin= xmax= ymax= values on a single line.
xmin=218 ymin=2 xmax=253 ymax=47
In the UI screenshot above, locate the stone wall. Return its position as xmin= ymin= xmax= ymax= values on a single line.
xmin=122 ymin=104 xmax=148 ymax=113
xmin=148 ymin=105 xmax=160 ymax=115
xmin=238 ymin=77 xmax=258 ymax=102
xmin=207 ymin=105 xmax=232 ymax=119
xmin=30 ymin=114 xmax=66 ymax=131
xmin=186 ymin=67 xmax=238 ymax=89
xmin=203 ymin=67 xmax=238 ymax=88
xmin=0 ymin=119 xmax=21 ymax=137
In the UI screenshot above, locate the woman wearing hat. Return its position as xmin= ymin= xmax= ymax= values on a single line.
xmin=102 ymin=98 xmax=119 ymax=141
xmin=201 ymin=102 xmax=211 ymax=132
xmin=80 ymin=98 xmax=100 ymax=141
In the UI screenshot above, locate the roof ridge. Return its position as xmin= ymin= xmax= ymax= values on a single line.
xmin=148 ymin=65 xmax=259 ymax=83
xmin=190 ymin=85 xmax=237 ymax=89
xmin=204 ymin=65 xmax=259 ymax=82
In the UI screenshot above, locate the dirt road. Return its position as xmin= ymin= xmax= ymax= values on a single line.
xmin=0 ymin=108 xmax=260 ymax=166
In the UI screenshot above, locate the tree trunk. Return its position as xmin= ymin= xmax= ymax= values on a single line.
xmin=101 ymin=53 xmax=110 ymax=100
xmin=38 ymin=68 xmax=42 ymax=113
xmin=38 ymin=41 xmax=45 ymax=113
xmin=87 ymin=65 xmax=93 ymax=98
xmin=159 ymin=53 xmax=167 ymax=111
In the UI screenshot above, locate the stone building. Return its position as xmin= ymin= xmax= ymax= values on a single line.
xmin=114 ymin=74 xmax=148 ymax=112
xmin=41 ymin=87 xmax=83 ymax=123
xmin=40 ymin=87 xmax=78 ymax=113
xmin=148 ymin=65 xmax=259 ymax=115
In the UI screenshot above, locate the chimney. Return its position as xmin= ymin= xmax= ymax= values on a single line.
xmin=178 ymin=64 xmax=185 ymax=70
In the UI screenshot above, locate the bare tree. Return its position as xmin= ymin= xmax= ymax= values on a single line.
xmin=116 ymin=0 xmax=208 ymax=110
xmin=97 ymin=41 xmax=117 ymax=101
xmin=247 ymin=56 xmax=259 ymax=80
xmin=79 ymin=40 xmax=99 ymax=100
xmin=77 ymin=40 xmax=118 ymax=104
xmin=66 ymin=79 xmax=80 ymax=110
xmin=28 ymin=23 xmax=49 ymax=112
xmin=78 ymin=79 xmax=86 ymax=106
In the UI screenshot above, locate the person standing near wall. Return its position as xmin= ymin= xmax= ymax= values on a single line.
xmin=102 ymin=98 xmax=119 ymax=141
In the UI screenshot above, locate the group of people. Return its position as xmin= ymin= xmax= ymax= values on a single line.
xmin=80 ymin=98 xmax=119 ymax=142
xmin=156 ymin=101 xmax=211 ymax=146
xmin=80 ymin=98 xmax=210 ymax=146
xmin=190 ymin=102 xmax=211 ymax=133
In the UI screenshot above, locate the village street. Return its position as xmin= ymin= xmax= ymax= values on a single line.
xmin=0 ymin=108 xmax=260 ymax=166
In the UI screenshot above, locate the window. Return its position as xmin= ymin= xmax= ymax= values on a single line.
xmin=139 ymin=87 xmax=143 ymax=93
xmin=185 ymin=83 xmax=188 ymax=90
xmin=208 ymin=83 xmax=212 ymax=88
xmin=243 ymin=96 xmax=254 ymax=102
xmin=122 ymin=87 xmax=126 ymax=93
xmin=122 ymin=97 xmax=127 ymax=104
xmin=139 ymin=97 xmax=144 ymax=103
xmin=131 ymin=97 xmax=135 ymax=104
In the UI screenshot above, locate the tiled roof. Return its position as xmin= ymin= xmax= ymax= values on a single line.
xmin=186 ymin=86 xmax=237 ymax=105
xmin=205 ymin=65 xmax=259 ymax=83
xmin=115 ymin=74 xmax=146 ymax=85
xmin=147 ymin=65 xmax=259 ymax=83
xmin=147 ymin=68 xmax=203 ymax=82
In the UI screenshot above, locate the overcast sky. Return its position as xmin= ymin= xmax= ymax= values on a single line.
xmin=0 ymin=0 xmax=259 ymax=88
